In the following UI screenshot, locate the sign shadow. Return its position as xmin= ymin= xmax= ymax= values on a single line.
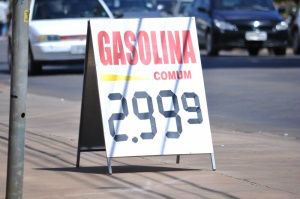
xmin=36 ymin=165 xmax=199 ymax=174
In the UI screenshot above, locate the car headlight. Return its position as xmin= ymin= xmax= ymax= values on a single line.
xmin=38 ymin=35 xmax=61 ymax=42
xmin=214 ymin=19 xmax=238 ymax=31
xmin=274 ymin=21 xmax=288 ymax=31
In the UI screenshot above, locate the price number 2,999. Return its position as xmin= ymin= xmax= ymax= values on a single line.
xmin=108 ymin=90 xmax=203 ymax=143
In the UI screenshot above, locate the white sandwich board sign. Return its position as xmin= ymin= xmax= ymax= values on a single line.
xmin=76 ymin=17 xmax=216 ymax=174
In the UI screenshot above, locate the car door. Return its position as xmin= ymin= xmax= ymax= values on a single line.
xmin=188 ymin=0 xmax=203 ymax=43
xmin=189 ymin=0 xmax=211 ymax=46
xmin=198 ymin=0 xmax=211 ymax=44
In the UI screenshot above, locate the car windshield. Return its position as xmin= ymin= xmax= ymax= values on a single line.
xmin=103 ymin=0 xmax=156 ymax=12
xmin=32 ymin=0 xmax=109 ymax=20
xmin=214 ymin=0 xmax=275 ymax=11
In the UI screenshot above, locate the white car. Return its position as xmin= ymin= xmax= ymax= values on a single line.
xmin=292 ymin=9 xmax=300 ymax=54
xmin=8 ymin=0 xmax=113 ymax=74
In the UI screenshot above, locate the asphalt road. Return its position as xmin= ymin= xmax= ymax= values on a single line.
xmin=0 ymin=38 xmax=300 ymax=139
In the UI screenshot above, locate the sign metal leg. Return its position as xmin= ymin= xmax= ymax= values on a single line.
xmin=210 ymin=153 xmax=216 ymax=171
xmin=107 ymin=157 xmax=112 ymax=175
xmin=176 ymin=155 xmax=180 ymax=164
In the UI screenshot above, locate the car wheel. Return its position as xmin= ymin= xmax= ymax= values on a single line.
xmin=248 ymin=48 xmax=259 ymax=56
xmin=28 ymin=48 xmax=42 ymax=75
xmin=292 ymin=31 xmax=300 ymax=55
xmin=205 ymin=31 xmax=218 ymax=56
xmin=273 ymin=47 xmax=286 ymax=56
xmin=8 ymin=41 xmax=42 ymax=75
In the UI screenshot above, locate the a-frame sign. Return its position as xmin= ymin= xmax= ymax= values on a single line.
xmin=76 ymin=18 xmax=216 ymax=174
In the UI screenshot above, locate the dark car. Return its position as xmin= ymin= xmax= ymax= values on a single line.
xmin=103 ymin=0 xmax=163 ymax=18
xmin=186 ymin=0 xmax=289 ymax=56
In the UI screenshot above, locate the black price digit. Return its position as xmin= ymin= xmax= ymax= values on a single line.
xmin=181 ymin=92 xmax=203 ymax=124
xmin=108 ymin=90 xmax=203 ymax=142
xmin=132 ymin=91 xmax=157 ymax=139
xmin=157 ymin=90 xmax=182 ymax=138
xmin=108 ymin=93 xmax=129 ymax=142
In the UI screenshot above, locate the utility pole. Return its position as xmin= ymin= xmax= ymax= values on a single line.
xmin=6 ymin=0 xmax=29 ymax=198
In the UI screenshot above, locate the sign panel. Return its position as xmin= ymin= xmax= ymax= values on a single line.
xmin=86 ymin=17 xmax=214 ymax=158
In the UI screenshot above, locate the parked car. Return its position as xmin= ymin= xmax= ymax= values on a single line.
xmin=186 ymin=0 xmax=289 ymax=56
xmin=7 ymin=0 xmax=113 ymax=75
xmin=291 ymin=9 xmax=300 ymax=54
xmin=102 ymin=0 xmax=163 ymax=18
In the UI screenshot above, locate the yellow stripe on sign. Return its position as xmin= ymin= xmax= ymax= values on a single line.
xmin=101 ymin=74 xmax=149 ymax=81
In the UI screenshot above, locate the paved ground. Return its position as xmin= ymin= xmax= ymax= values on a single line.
xmin=0 ymin=83 xmax=300 ymax=199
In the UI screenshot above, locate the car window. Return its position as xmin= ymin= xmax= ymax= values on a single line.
xmin=103 ymin=0 xmax=155 ymax=11
xmin=32 ymin=0 xmax=109 ymax=20
xmin=214 ymin=0 xmax=275 ymax=11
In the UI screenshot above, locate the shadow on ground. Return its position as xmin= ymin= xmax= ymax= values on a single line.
xmin=36 ymin=165 xmax=198 ymax=174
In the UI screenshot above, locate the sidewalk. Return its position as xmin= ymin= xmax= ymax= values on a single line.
xmin=0 ymin=83 xmax=300 ymax=199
